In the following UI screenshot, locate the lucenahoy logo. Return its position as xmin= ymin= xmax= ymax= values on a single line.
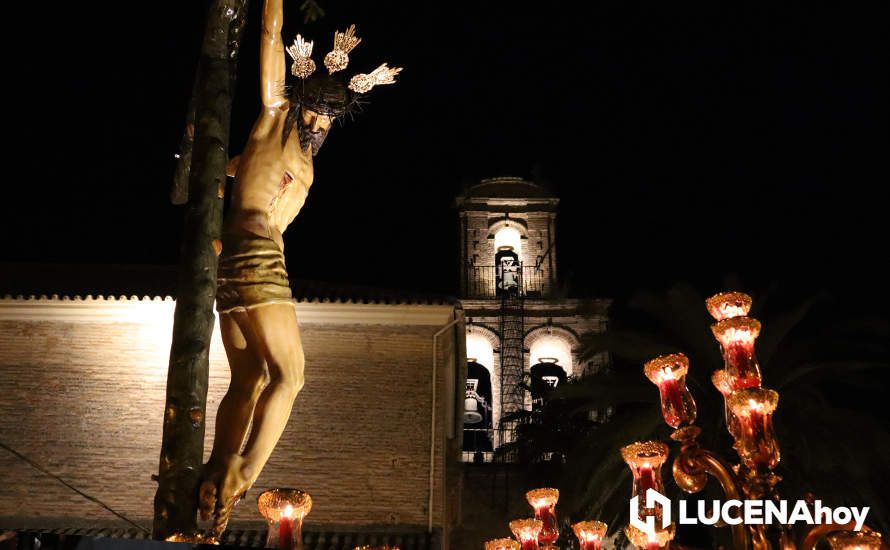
xmin=630 ymin=489 xmax=870 ymax=539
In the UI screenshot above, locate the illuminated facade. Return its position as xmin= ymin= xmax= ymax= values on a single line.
xmin=456 ymin=177 xmax=610 ymax=463
xmin=0 ymin=178 xmax=610 ymax=549
xmin=0 ymin=291 xmax=463 ymax=548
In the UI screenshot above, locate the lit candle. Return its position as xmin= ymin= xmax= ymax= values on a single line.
xmin=621 ymin=441 xmax=669 ymax=521
xmin=711 ymin=369 xmax=760 ymax=437
xmin=257 ymin=488 xmax=313 ymax=550
xmin=639 ymin=463 xmax=655 ymax=494
xmin=705 ymin=291 xmax=752 ymax=321
xmin=659 ymin=368 xmax=685 ymax=420
xmin=279 ymin=504 xmax=294 ymax=550
xmin=644 ymin=354 xmax=697 ymax=428
xmin=624 ymin=524 xmax=674 ymax=550
xmin=572 ymin=520 xmax=607 ymax=550
xmin=728 ymin=388 xmax=780 ymax=469
xmin=509 ymin=518 xmax=543 ymax=550
xmin=711 ymin=317 xmax=763 ymax=387
xmin=525 ymin=489 xmax=559 ymax=545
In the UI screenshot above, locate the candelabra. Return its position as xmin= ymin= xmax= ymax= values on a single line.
xmin=628 ymin=291 xmax=882 ymax=550
xmin=485 ymin=291 xmax=884 ymax=550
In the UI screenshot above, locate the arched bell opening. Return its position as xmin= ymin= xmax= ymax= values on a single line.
xmin=527 ymin=331 xmax=575 ymax=409
xmin=463 ymin=330 xmax=498 ymax=463
xmin=493 ymin=225 xmax=522 ymax=254
xmin=463 ymin=359 xmax=493 ymax=460
xmin=495 ymin=247 xmax=520 ymax=297
xmin=529 ymin=358 xmax=568 ymax=410
xmin=494 ymin=226 xmax=522 ymax=297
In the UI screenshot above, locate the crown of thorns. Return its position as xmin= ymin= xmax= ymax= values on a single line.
xmin=286 ymin=25 xmax=402 ymax=94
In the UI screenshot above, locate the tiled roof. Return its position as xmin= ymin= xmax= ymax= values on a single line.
xmin=0 ymin=263 xmax=457 ymax=306
xmin=7 ymin=527 xmax=436 ymax=549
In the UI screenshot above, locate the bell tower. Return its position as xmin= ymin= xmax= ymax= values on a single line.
xmin=455 ymin=177 xmax=609 ymax=465
xmin=456 ymin=177 xmax=559 ymax=299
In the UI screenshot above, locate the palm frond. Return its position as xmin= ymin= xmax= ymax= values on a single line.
xmin=578 ymin=331 xmax=677 ymax=363
xmin=757 ymin=293 xmax=826 ymax=368
xmin=774 ymin=360 xmax=889 ymax=389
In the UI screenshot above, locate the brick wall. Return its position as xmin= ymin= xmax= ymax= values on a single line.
xmin=0 ymin=298 xmax=462 ymax=537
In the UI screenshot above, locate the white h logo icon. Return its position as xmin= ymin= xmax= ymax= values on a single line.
xmin=629 ymin=488 xmax=672 ymax=539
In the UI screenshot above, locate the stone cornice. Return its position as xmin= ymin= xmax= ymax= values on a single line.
xmin=460 ymin=297 xmax=611 ymax=316
xmin=0 ymin=297 xmax=456 ymax=326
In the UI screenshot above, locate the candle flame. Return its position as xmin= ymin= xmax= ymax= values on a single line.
xmin=711 ymin=317 xmax=761 ymax=346
xmin=644 ymin=354 xmax=689 ymax=385
xmin=721 ymin=327 xmax=755 ymax=345
xmin=509 ymin=518 xmax=543 ymax=542
xmin=729 ymin=388 xmax=778 ymax=417
xmin=573 ymin=521 xmax=608 ymax=545
xmin=720 ymin=304 xmax=748 ymax=318
xmin=283 ymin=504 xmax=294 ymax=518
xmin=706 ymin=292 xmax=752 ymax=320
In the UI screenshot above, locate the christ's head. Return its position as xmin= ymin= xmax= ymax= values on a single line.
xmin=284 ymin=74 xmax=350 ymax=155
xmin=298 ymin=109 xmax=333 ymax=156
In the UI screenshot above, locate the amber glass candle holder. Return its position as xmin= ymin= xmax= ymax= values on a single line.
xmin=706 ymin=291 xmax=752 ymax=321
xmin=484 ymin=539 xmax=521 ymax=550
xmin=572 ymin=520 xmax=607 ymax=550
xmin=509 ymin=518 xmax=543 ymax=550
xmin=525 ymin=488 xmax=559 ymax=545
xmin=711 ymin=369 xmax=759 ymax=437
xmin=728 ymin=388 xmax=780 ymax=469
xmin=621 ymin=440 xmax=669 ymax=520
xmin=711 ymin=317 xmax=763 ymax=388
xmin=624 ymin=523 xmax=675 ymax=550
xmin=258 ymin=488 xmax=312 ymax=550
xmin=826 ymin=530 xmax=883 ymax=549
xmin=644 ymin=354 xmax=697 ymax=428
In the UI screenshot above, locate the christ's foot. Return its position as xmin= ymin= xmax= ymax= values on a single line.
xmin=211 ymin=455 xmax=254 ymax=536
xmin=199 ymin=460 xmax=226 ymax=522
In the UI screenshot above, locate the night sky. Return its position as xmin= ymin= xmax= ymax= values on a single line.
xmin=2 ymin=2 xmax=887 ymax=304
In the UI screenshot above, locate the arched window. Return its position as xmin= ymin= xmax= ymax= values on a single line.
xmin=463 ymin=360 xmax=493 ymax=457
xmin=493 ymin=226 xmax=522 ymax=254
xmin=493 ymin=226 xmax=523 ymax=296
xmin=466 ymin=332 xmax=495 ymax=371
xmin=464 ymin=331 xmax=496 ymax=462
xmin=495 ymin=247 xmax=520 ymax=296
xmin=529 ymin=335 xmax=573 ymax=374
xmin=529 ymin=359 xmax=567 ymax=408
xmin=527 ymin=333 xmax=574 ymax=408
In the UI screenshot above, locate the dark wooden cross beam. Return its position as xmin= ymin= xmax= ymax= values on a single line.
xmin=153 ymin=0 xmax=249 ymax=540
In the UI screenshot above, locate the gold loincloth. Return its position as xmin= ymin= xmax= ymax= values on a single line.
xmin=216 ymin=229 xmax=294 ymax=313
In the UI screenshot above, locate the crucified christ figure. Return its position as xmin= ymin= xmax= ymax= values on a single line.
xmin=198 ymin=0 xmax=400 ymax=533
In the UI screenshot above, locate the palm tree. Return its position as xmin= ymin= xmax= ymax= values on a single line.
xmin=516 ymin=282 xmax=890 ymax=546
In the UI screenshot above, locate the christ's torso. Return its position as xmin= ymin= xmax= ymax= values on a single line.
xmin=224 ymin=105 xmax=314 ymax=252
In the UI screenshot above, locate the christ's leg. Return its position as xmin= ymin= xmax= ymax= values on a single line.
xmin=240 ymin=302 xmax=305 ymax=486
xmin=211 ymin=311 xmax=268 ymax=462
xmin=200 ymin=310 xmax=267 ymax=522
